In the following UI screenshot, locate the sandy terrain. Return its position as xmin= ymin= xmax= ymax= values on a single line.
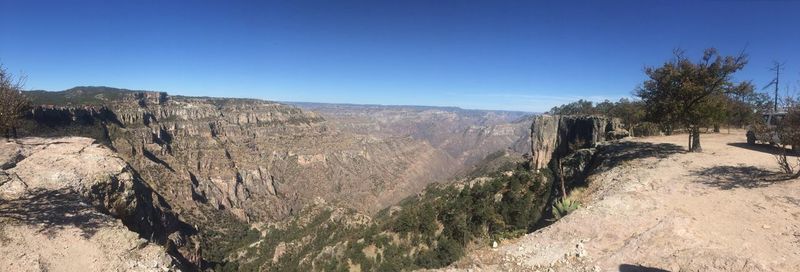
xmin=444 ymin=131 xmax=800 ymax=271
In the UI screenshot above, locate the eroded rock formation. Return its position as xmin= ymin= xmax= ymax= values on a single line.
xmin=0 ymin=137 xmax=195 ymax=270
xmin=530 ymin=114 xmax=626 ymax=171
xmin=20 ymin=87 xmax=513 ymax=228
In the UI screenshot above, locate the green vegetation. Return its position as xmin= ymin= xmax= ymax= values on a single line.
xmin=24 ymin=86 xmax=142 ymax=106
xmin=551 ymin=197 xmax=580 ymax=220
xmin=212 ymin=160 xmax=554 ymax=271
xmin=195 ymin=209 xmax=262 ymax=272
xmin=549 ymin=49 xmax=770 ymax=141
xmin=548 ymin=98 xmax=646 ymax=135
xmin=636 ymin=48 xmax=756 ymax=152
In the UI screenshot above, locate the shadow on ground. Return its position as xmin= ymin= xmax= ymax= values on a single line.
xmin=727 ymin=143 xmax=798 ymax=157
xmin=594 ymin=142 xmax=686 ymax=171
xmin=619 ymin=264 xmax=669 ymax=272
xmin=0 ymin=189 xmax=111 ymax=238
xmin=691 ymin=165 xmax=794 ymax=190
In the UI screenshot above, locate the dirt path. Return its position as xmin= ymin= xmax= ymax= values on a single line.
xmin=444 ymin=131 xmax=800 ymax=272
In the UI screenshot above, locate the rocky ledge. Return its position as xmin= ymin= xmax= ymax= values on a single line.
xmin=0 ymin=137 xmax=196 ymax=271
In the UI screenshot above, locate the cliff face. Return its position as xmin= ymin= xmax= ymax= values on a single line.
xmin=0 ymin=137 xmax=193 ymax=270
xmin=530 ymin=115 xmax=624 ymax=171
xmin=108 ymin=96 xmax=458 ymax=222
xmin=20 ymin=88 xmax=460 ymax=226
xmin=222 ymin=114 xmax=630 ymax=271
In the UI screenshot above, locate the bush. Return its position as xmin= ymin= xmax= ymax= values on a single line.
xmin=0 ymin=65 xmax=31 ymax=138
xmin=632 ymin=122 xmax=662 ymax=137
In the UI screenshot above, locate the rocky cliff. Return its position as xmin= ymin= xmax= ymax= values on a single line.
xmin=530 ymin=114 xmax=625 ymax=171
xmin=19 ymin=87 xmax=465 ymax=227
xmin=204 ymin=115 xmax=627 ymax=270
xmin=0 ymin=137 xmax=196 ymax=271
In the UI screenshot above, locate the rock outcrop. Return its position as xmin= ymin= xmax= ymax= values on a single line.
xmin=529 ymin=115 xmax=625 ymax=171
xmin=0 ymin=137 xmax=195 ymax=271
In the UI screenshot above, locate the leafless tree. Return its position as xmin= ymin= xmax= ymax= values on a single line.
xmin=775 ymin=102 xmax=800 ymax=178
xmin=0 ymin=65 xmax=31 ymax=138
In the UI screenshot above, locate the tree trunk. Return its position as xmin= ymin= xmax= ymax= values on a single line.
xmin=690 ymin=127 xmax=702 ymax=152
xmin=713 ymin=124 xmax=720 ymax=133
xmin=557 ymin=158 xmax=566 ymax=198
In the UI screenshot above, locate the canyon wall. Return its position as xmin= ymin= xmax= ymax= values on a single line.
xmin=530 ymin=114 xmax=626 ymax=171
xmin=20 ymin=87 xmax=528 ymax=228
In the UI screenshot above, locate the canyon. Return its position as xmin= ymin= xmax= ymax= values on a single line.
xmin=8 ymin=86 xmax=535 ymax=269
xmin=13 ymin=87 xmax=782 ymax=272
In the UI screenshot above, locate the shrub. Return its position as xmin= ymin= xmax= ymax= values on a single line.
xmin=632 ymin=122 xmax=662 ymax=137
xmin=551 ymin=197 xmax=580 ymax=220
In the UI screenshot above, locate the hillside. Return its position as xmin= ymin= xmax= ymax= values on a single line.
xmin=444 ymin=132 xmax=800 ymax=271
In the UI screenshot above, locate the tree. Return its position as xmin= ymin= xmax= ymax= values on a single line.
xmin=0 ymin=65 xmax=30 ymax=138
xmin=548 ymin=99 xmax=596 ymax=115
xmin=636 ymin=48 xmax=753 ymax=152
xmin=549 ymin=98 xmax=645 ymax=134
xmin=723 ymin=90 xmax=770 ymax=130
xmin=608 ymin=98 xmax=645 ymax=133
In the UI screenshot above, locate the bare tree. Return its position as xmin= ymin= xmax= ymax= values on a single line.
xmin=775 ymin=102 xmax=800 ymax=178
xmin=763 ymin=61 xmax=785 ymax=112
xmin=0 ymin=65 xmax=31 ymax=138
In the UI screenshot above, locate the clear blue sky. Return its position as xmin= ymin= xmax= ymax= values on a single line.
xmin=1 ymin=0 xmax=799 ymax=112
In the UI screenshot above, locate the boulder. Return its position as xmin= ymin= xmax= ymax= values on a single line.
xmin=0 ymin=137 xmax=196 ymax=270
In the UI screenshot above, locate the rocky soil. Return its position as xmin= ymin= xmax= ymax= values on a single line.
xmin=442 ymin=131 xmax=800 ymax=272
xmin=0 ymin=137 xmax=188 ymax=271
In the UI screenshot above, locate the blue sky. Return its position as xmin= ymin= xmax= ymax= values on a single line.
xmin=1 ymin=0 xmax=799 ymax=112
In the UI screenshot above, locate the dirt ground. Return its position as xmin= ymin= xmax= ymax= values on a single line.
xmin=443 ymin=130 xmax=800 ymax=272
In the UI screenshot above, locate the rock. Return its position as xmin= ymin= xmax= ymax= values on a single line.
xmin=576 ymin=242 xmax=587 ymax=258
xmin=0 ymin=141 xmax=24 ymax=170
xmin=0 ymin=171 xmax=27 ymax=198
xmin=530 ymin=115 xmax=560 ymax=171
xmin=530 ymin=115 xmax=621 ymax=171
xmin=605 ymin=129 xmax=630 ymax=140
xmin=0 ymin=137 xmax=194 ymax=270
xmin=19 ymin=89 xmax=487 ymax=224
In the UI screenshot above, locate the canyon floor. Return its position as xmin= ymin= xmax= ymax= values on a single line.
xmin=445 ymin=131 xmax=800 ymax=272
